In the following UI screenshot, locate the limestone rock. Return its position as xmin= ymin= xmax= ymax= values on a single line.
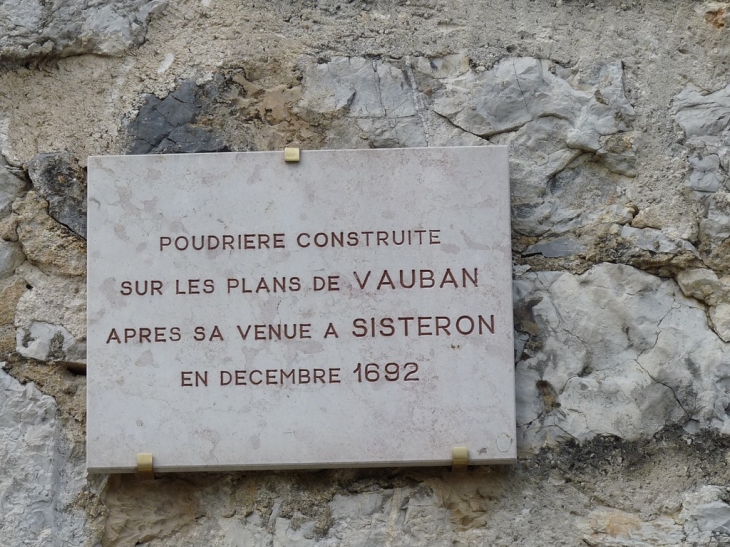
xmin=415 ymin=54 xmax=471 ymax=79
xmin=101 ymin=476 xmax=199 ymax=546
xmin=619 ymin=225 xmax=699 ymax=256
xmin=429 ymin=56 xmax=637 ymax=189
xmin=675 ymin=84 xmax=730 ymax=193
xmin=298 ymin=57 xmax=425 ymax=149
xmin=28 ymin=153 xmax=87 ymax=239
xmin=679 ymin=486 xmax=730 ymax=544
xmin=0 ymin=159 xmax=26 ymax=218
xmin=0 ymin=239 xmax=24 ymax=279
xmin=709 ymin=303 xmax=730 ymax=342
xmin=524 ymin=236 xmax=587 ymax=258
xmin=16 ymin=322 xmax=86 ymax=364
xmin=0 ymin=369 xmax=85 ymax=546
xmin=0 ymin=276 xmax=25 ymax=355
xmin=354 ymin=117 xmax=428 ymax=148
xmin=14 ymin=263 xmax=86 ymax=364
xmin=514 ymin=263 xmax=730 ymax=451
xmin=688 ymin=153 xmax=725 ymax=192
xmin=12 ymin=192 xmax=86 ymax=277
xmin=0 ymin=276 xmax=26 ymax=327
xmin=577 ymin=487 xmax=730 ymax=547
xmin=0 ymin=0 xmax=167 ymax=62
xmin=431 ymin=58 xmax=633 ymax=141
xmin=676 ymin=268 xmax=730 ymax=340
xmin=0 ymin=214 xmax=19 ymax=242
xmin=675 ymin=84 xmax=730 ymax=140
xmin=299 ymin=56 xmax=656 ymax=259
xmin=299 ymin=57 xmax=416 ymax=119
xmin=597 ymin=133 xmax=637 ymax=177
xmin=510 ymin=154 xmax=633 ymax=238
xmin=577 ymin=507 xmax=684 ymax=546
xmin=676 ymin=268 xmax=730 ymax=307
xmin=0 ymin=326 xmax=16 ymax=355
xmin=699 ymin=191 xmax=730 ymax=273
xmin=162 ymin=486 xmax=456 ymax=546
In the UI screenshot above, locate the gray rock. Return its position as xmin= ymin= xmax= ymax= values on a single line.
xmin=212 ymin=488 xmax=452 ymax=547
xmin=128 ymin=79 xmax=228 ymax=155
xmin=0 ymin=239 xmax=24 ymax=279
xmin=0 ymin=159 xmax=26 ymax=219
xmin=355 ymin=117 xmax=428 ymax=148
xmin=0 ymin=0 xmax=167 ymax=62
xmin=597 ymin=134 xmax=637 ymax=177
xmin=709 ymin=304 xmax=730 ymax=343
xmin=0 ymin=370 xmax=85 ymax=546
xmin=28 ymin=153 xmax=87 ymax=239
xmin=12 ymin=192 xmax=86 ymax=277
xmin=619 ymin=225 xmax=699 ymax=256
xmin=680 ymin=486 xmax=730 ymax=544
xmin=675 ymin=84 xmax=730 ymax=193
xmin=577 ymin=507 xmax=684 ymax=546
xmin=688 ymin=153 xmax=725 ymax=192
xmin=14 ymin=263 xmax=86 ymax=364
xmin=465 ymin=61 xmax=637 ymax=237
xmin=524 ymin=237 xmax=587 ymax=258
xmin=16 ymin=321 xmax=86 ymax=364
xmin=676 ymin=268 xmax=730 ymax=307
xmin=297 ymin=57 xmax=426 ymax=150
xmin=511 ymin=154 xmax=633 ymax=237
xmin=431 ymin=58 xmax=634 ymax=143
xmin=493 ymin=116 xmax=582 ymax=209
xmin=299 ymin=57 xmax=416 ymax=119
xmin=300 ymin=56 xmax=636 ymax=245
xmin=701 ymin=191 xmax=730 ymax=243
xmin=414 ymin=53 xmax=471 ymax=79
xmin=698 ymin=191 xmax=730 ymax=273
xmin=675 ymin=84 xmax=730 ymax=139
xmin=578 ymin=487 xmax=730 ymax=547
xmin=514 ymin=263 xmax=730 ymax=451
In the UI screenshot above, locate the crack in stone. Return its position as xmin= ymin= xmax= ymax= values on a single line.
xmin=635 ymin=358 xmax=691 ymax=420
xmin=431 ymin=110 xmax=489 ymax=140
xmin=511 ymin=57 xmax=531 ymax=116
xmin=404 ymin=56 xmax=431 ymax=147
xmin=633 ymin=305 xmax=692 ymax=420
xmin=371 ymin=60 xmax=387 ymax=118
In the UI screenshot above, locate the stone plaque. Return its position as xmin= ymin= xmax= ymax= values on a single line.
xmin=86 ymin=147 xmax=514 ymax=473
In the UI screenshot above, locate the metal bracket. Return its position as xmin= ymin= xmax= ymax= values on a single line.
xmin=284 ymin=147 xmax=300 ymax=163
xmin=452 ymin=446 xmax=468 ymax=472
xmin=136 ymin=453 xmax=155 ymax=480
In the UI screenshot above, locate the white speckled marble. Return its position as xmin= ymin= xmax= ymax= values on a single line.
xmin=86 ymin=147 xmax=514 ymax=473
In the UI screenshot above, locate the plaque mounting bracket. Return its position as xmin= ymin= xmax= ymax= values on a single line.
xmin=452 ymin=446 xmax=468 ymax=472
xmin=284 ymin=147 xmax=300 ymax=163
xmin=136 ymin=453 xmax=155 ymax=480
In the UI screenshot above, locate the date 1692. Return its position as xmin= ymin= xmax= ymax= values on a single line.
xmin=353 ymin=362 xmax=419 ymax=382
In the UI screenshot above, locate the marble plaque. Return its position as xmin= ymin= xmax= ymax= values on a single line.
xmin=86 ymin=147 xmax=515 ymax=473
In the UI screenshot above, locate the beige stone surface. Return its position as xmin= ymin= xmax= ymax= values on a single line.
xmin=12 ymin=192 xmax=86 ymax=277
xmin=14 ymin=263 xmax=86 ymax=364
xmin=0 ymin=275 xmax=26 ymax=326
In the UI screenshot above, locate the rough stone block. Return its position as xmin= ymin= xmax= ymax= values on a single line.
xmin=12 ymin=192 xmax=86 ymax=277
xmin=28 ymin=153 xmax=87 ymax=239
xmin=0 ymin=0 xmax=167 ymax=62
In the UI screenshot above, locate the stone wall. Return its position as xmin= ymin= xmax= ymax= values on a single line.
xmin=1 ymin=0 xmax=730 ymax=545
